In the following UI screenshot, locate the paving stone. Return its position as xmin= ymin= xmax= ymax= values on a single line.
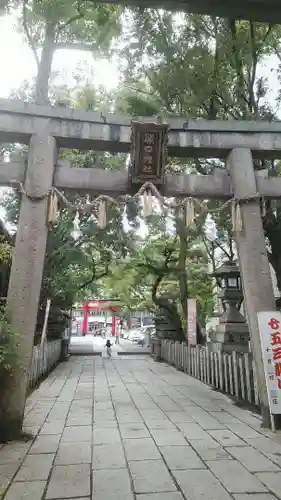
xmin=225 ymin=423 xmax=262 ymax=439
xmin=93 ymin=419 xmax=118 ymax=429
xmin=94 ymin=402 xmax=113 ymax=411
xmin=40 ymin=421 xmax=65 ymax=435
xmin=22 ymin=424 xmax=40 ymax=435
xmin=129 ymin=459 xmax=177 ymax=494
xmin=207 ymin=460 xmax=268 ymax=493
xmin=165 ymin=411 xmax=195 ymax=423
xmin=174 ymin=469 xmax=233 ymax=500
xmin=71 ymin=399 xmax=92 ymax=410
xmin=131 ymin=396 xmax=156 ymax=408
xmin=209 ymin=412 xmax=243 ymax=424
xmin=93 ymin=443 xmax=126 ymax=469
xmin=256 ymin=472 xmax=281 ymax=498
xmin=160 ymin=445 xmax=206 ymax=470
xmin=246 ymin=437 xmax=281 ymax=465
xmin=192 ymin=416 xmax=227 ymax=430
xmin=226 ymin=446 xmax=279 ymax=472
xmin=153 ymin=396 xmax=181 ymax=412
xmin=46 ymin=464 xmax=91 ymax=499
xmin=145 ymin=419 xmax=176 ymax=430
xmin=150 ymin=429 xmax=187 ymax=446
xmin=3 ymin=481 xmax=46 ymax=500
xmin=66 ymin=416 xmax=92 ymax=426
xmin=234 ymin=495 xmax=277 ymax=500
xmin=92 ymin=468 xmax=134 ymax=500
xmin=29 ymin=434 xmax=60 ymax=454
xmin=124 ymin=438 xmax=161 ymax=461
xmin=15 ymin=454 xmax=54 ymax=481
xmin=116 ymin=411 xmax=143 ymax=423
xmin=55 ymin=442 xmax=91 ymax=465
xmin=119 ymin=423 xmax=150 ymax=439
xmin=0 ymin=463 xmax=22 ymax=497
xmin=94 ymin=409 xmax=115 ymax=421
xmin=177 ymin=422 xmax=210 ymax=440
xmin=136 ymin=494 xmax=185 ymax=500
xmin=61 ymin=425 xmax=92 ymax=442
xmin=191 ymin=441 xmax=233 ymax=461
xmin=209 ymin=429 xmax=247 ymax=447
xmin=93 ymin=427 xmax=121 ymax=445
xmin=0 ymin=442 xmax=31 ymax=464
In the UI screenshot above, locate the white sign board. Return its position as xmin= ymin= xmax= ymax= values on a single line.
xmin=187 ymin=298 xmax=197 ymax=345
xmin=257 ymin=311 xmax=281 ymax=414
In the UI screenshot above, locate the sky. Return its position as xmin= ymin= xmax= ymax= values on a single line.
xmin=0 ymin=13 xmax=121 ymax=225
xmin=0 ymin=12 xmax=280 ymax=102
xmin=0 ymin=14 xmax=120 ymax=97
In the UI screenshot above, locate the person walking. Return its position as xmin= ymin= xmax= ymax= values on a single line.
xmin=105 ymin=339 xmax=112 ymax=359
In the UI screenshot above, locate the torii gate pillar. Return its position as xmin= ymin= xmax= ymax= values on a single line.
xmin=0 ymin=134 xmax=57 ymax=439
xmin=227 ymin=148 xmax=278 ymax=428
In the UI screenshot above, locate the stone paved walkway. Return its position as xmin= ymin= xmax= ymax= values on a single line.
xmin=1 ymin=355 xmax=281 ymax=500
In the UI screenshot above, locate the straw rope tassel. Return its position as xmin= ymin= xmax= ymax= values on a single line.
xmin=143 ymin=189 xmax=153 ymax=217
xmin=231 ymin=199 xmax=243 ymax=232
xmin=48 ymin=191 xmax=58 ymax=224
xmin=98 ymin=199 xmax=107 ymax=229
xmin=185 ymin=198 xmax=196 ymax=228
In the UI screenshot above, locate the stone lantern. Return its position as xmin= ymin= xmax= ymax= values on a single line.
xmin=209 ymin=260 xmax=249 ymax=353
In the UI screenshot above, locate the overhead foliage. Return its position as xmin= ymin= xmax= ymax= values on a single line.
xmin=115 ymin=10 xmax=281 ymax=292
xmin=2 ymin=6 xmax=281 ymax=345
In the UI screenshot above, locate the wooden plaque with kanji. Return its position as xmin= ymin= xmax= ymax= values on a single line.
xmin=130 ymin=121 xmax=168 ymax=187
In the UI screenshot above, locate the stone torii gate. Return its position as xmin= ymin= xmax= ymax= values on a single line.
xmin=0 ymin=99 xmax=281 ymax=435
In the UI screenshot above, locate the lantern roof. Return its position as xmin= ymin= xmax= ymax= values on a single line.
xmin=212 ymin=260 xmax=240 ymax=278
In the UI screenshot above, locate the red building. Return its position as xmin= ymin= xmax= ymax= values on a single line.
xmin=80 ymin=299 xmax=122 ymax=335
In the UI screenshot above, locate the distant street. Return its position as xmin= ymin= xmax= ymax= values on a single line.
xmin=69 ymin=335 xmax=150 ymax=355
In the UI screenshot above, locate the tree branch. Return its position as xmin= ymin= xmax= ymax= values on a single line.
xmin=228 ymin=19 xmax=249 ymax=117
xmin=22 ymin=0 xmax=40 ymax=69
xmin=208 ymin=19 xmax=220 ymax=120
xmin=57 ymin=14 xmax=84 ymax=35
xmin=213 ymin=238 xmax=233 ymax=260
xmin=79 ymin=258 xmax=109 ymax=290
xmin=248 ymin=21 xmax=258 ymax=116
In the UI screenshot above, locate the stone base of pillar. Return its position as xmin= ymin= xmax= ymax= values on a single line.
xmin=208 ymin=322 xmax=249 ymax=353
xmin=60 ymin=339 xmax=70 ymax=361
xmin=151 ymin=339 xmax=162 ymax=361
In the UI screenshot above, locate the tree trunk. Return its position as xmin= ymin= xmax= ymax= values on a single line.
xmin=177 ymin=206 xmax=188 ymax=325
xmin=35 ymin=22 xmax=56 ymax=105
xmin=152 ymin=275 xmax=185 ymax=341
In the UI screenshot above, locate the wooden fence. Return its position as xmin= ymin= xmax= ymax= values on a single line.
xmin=160 ymin=340 xmax=260 ymax=407
xmin=29 ymin=340 xmax=61 ymax=389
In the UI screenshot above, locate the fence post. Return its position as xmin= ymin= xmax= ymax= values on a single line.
xmin=206 ymin=346 xmax=210 ymax=385
xmin=232 ymin=351 xmax=240 ymax=398
xmin=195 ymin=345 xmax=200 ymax=379
xmin=244 ymin=353 xmax=252 ymax=403
xmin=239 ymin=355 xmax=246 ymax=400
xmin=210 ymin=352 xmax=215 ymax=386
xmin=218 ymin=352 xmax=224 ymax=391
xmin=228 ymin=355 xmax=234 ymax=395
xmin=223 ymin=354 xmax=229 ymax=393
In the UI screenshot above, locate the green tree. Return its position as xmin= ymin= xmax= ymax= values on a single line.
xmin=14 ymin=0 xmax=122 ymax=103
xmin=117 ymin=10 xmax=281 ymax=293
